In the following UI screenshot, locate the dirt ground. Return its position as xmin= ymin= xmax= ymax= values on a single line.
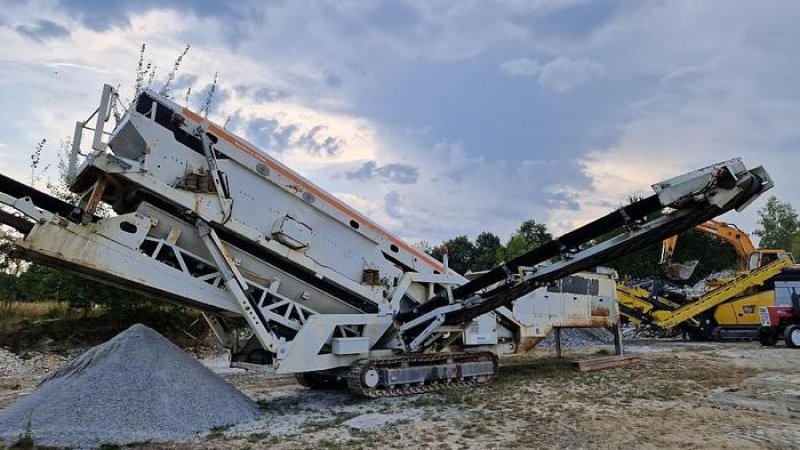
xmin=2 ymin=340 xmax=800 ymax=449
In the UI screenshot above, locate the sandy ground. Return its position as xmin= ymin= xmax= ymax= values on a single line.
xmin=2 ymin=340 xmax=800 ymax=449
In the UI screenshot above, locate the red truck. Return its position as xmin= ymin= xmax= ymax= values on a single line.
xmin=758 ymin=269 xmax=800 ymax=348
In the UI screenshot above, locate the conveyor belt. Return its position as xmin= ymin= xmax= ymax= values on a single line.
xmin=0 ymin=173 xmax=85 ymax=225
xmin=399 ymin=169 xmax=766 ymax=328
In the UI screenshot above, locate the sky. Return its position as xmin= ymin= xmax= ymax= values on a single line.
xmin=0 ymin=0 xmax=798 ymax=246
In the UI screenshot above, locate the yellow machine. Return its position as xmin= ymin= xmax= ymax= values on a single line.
xmin=660 ymin=219 xmax=790 ymax=275
xmin=618 ymin=220 xmax=795 ymax=340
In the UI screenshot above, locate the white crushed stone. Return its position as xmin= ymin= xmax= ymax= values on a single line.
xmin=0 ymin=349 xmax=27 ymax=379
xmin=0 ymin=324 xmax=261 ymax=448
xmin=538 ymin=328 xmax=614 ymax=348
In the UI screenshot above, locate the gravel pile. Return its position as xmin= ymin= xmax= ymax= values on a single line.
xmin=538 ymin=327 xmax=614 ymax=348
xmin=0 ymin=324 xmax=261 ymax=448
xmin=0 ymin=349 xmax=27 ymax=379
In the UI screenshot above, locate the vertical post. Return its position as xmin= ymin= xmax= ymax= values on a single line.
xmin=613 ymin=325 xmax=624 ymax=356
xmin=68 ymin=121 xmax=84 ymax=185
xmin=93 ymin=84 xmax=114 ymax=152
xmin=554 ymin=327 xmax=562 ymax=358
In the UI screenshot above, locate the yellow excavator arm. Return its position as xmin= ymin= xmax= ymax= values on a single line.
xmin=660 ymin=219 xmax=756 ymax=272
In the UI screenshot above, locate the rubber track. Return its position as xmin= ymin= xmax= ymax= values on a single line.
xmin=346 ymin=352 xmax=498 ymax=398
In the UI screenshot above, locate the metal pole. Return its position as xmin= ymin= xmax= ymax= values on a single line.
xmin=613 ymin=325 xmax=624 ymax=356
xmin=554 ymin=327 xmax=562 ymax=358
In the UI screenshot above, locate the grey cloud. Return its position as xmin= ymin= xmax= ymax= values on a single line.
xmin=297 ymin=125 xmax=344 ymax=157
xmin=246 ymin=118 xmax=298 ymax=151
xmin=15 ymin=19 xmax=71 ymax=43
xmin=345 ymin=161 xmax=420 ymax=184
xmin=232 ymin=84 xmax=291 ymax=103
xmin=367 ymin=1 xmax=419 ymax=31
xmin=192 ymin=85 xmax=231 ymax=115
xmin=55 ymin=0 xmax=261 ymax=45
xmin=512 ymin=0 xmax=624 ymax=41
xmin=171 ymin=74 xmax=197 ymax=92
xmin=537 ymin=57 xmax=603 ymax=92
xmin=244 ymin=119 xmax=344 ymax=157
xmin=324 ymin=72 xmax=343 ymax=89
xmin=544 ymin=192 xmax=580 ymax=211
xmin=501 ymin=56 xmax=603 ymax=92
xmin=499 ymin=58 xmax=540 ymax=77
xmin=221 ymin=111 xmax=244 ymax=133
xmin=253 ymin=86 xmax=291 ymax=103
xmin=162 ymin=74 xmax=197 ymax=101
xmin=384 ymin=191 xmax=404 ymax=219
xmin=588 ymin=199 xmax=616 ymax=210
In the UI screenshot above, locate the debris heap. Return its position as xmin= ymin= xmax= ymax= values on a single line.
xmin=0 ymin=324 xmax=261 ymax=448
xmin=539 ymin=328 xmax=614 ymax=348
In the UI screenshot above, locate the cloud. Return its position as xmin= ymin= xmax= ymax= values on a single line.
xmin=528 ymin=0 xmax=623 ymax=40
xmin=344 ymin=161 xmax=420 ymax=184
xmin=499 ymin=58 xmax=540 ymax=77
xmin=15 ymin=19 xmax=71 ymax=43
xmin=169 ymin=73 xmax=197 ymax=93
xmin=1 ymin=1 xmax=798 ymax=244
xmin=244 ymin=119 xmax=346 ymax=158
xmin=297 ymin=125 xmax=344 ymax=157
xmin=253 ymin=86 xmax=291 ymax=103
xmin=543 ymin=191 xmax=580 ymax=211
xmin=384 ymin=191 xmax=406 ymax=219
xmin=246 ymin=118 xmax=298 ymax=151
xmin=324 ymin=71 xmax=343 ymax=89
xmin=537 ymin=57 xmax=604 ymax=92
xmin=55 ymin=0 xmax=253 ymax=32
xmin=502 ymin=56 xmax=603 ymax=92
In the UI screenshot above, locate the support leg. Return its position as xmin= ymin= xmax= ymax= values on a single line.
xmin=197 ymin=222 xmax=280 ymax=353
xmin=613 ymin=325 xmax=624 ymax=356
xmin=554 ymin=327 xmax=562 ymax=358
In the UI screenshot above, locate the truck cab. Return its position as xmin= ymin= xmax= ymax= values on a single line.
xmin=758 ymin=268 xmax=800 ymax=348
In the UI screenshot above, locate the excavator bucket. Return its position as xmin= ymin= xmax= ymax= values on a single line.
xmin=664 ymin=260 xmax=699 ymax=280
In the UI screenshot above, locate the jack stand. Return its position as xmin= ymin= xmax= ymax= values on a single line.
xmin=554 ymin=327 xmax=562 ymax=358
xmin=613 ymin=324 xmax=624 ymax=356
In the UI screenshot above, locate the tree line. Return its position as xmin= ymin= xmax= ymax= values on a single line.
xmin=422 ymin=196 xmax=800 ymax=283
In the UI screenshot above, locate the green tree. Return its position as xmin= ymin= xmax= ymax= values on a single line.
xmin=670 ymin=229 xmax=738 ymax=280
xmin=603 ymin=245 xmax=661 ymax=280
xmin=518 ymin=219 xmax=552 ymax=247
xmin=502 ymin=219 xmax=553 ymax=260
xmin=472 ymin=232 xmax=503 ymax=271
xmin=754 ymin=196 xmax=800 ymax=252
xmin=428 ymin=235 xmax=476 ymax=275
xmin=793 ymin=234 xmax=800 ymax=259
xmin=0 ymin=234 xmax=24 ymax=307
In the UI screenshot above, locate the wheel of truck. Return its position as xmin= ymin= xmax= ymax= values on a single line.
xmin=784 ymin=325 xmax=800 ymax=349
xmin=758 ymin=327 xmax=778 ymax=346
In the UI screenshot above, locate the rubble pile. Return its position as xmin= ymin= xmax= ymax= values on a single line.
xmin=538 ymin=328 xmax=614 ymax=348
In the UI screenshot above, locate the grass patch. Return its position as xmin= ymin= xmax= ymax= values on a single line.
xmin=0 ymin=301 xmax=212 ymax=353
xmin=258 ymin=397 xmax=304 ymax=415
xmin=207 ymin=424 xmax=234 ymax=439
xmin=2 ymin=301 xmax=68 ymax=318
xmin=97 ymin=444 xmax=122 ymax=450
xmin=246 ymin=431 xmax=278 ymax=443
xmin=302 ymin=411 xmax=360 ymax=432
